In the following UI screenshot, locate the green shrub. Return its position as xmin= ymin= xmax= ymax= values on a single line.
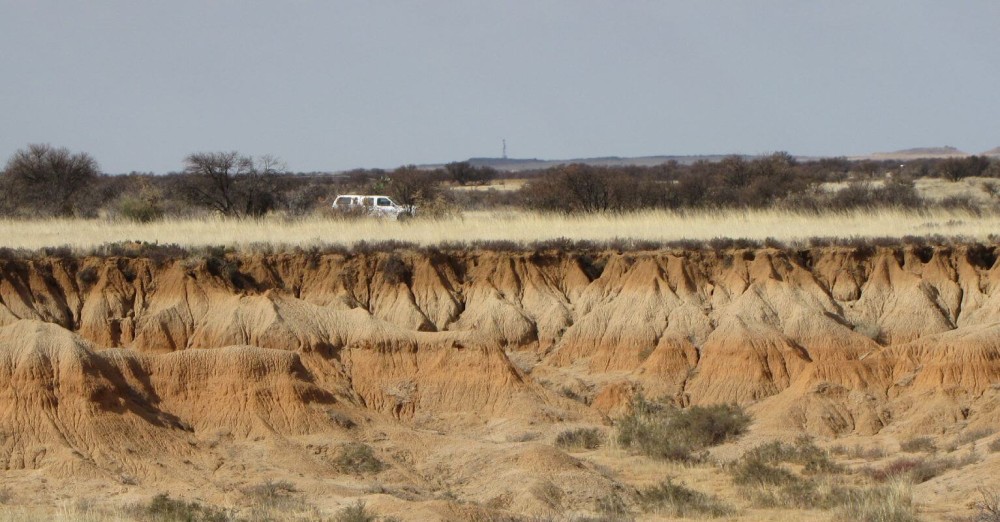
xmin=555 ymin=428 xmax=603 ymax=451
xmin=116 ymin=195 xmax=165 ymax=223
xmin=636 ymin=479 xmax=734 ymax=517
xmin=616 ymin=396 xmax=750 ymax=462
xmin=899 ymin=436 xmax=936 ymax=453
xmin=334 ymin=442 xmax=386 ymax=475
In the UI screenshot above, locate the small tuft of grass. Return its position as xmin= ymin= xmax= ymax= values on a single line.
xmin=970 ymin=487 xmax=1000 ymax=522
xmin=899 ymin=436 xmax=936 ymax=453
xmin=636 ymin=478 xmax=735 ymax=518
xmin=989 ymin=439 xmax=1000 ymax=453
xmin=530 ymin=480 xmax=564 ymax=511
xmin=333 ymin=442 xmax=386 ymax=475
xmin=595 ymin=492 xmax=631 ymax=520
xmin=834 ymin=481 xmax=919 ymax=522
xmin=555 ymin=427 xmax=603 ymax=451
xmin=335 ymin=500 xmax=378 ymax=522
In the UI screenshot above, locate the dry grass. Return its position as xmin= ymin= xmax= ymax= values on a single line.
xmin=1 ymin=208 xmax=996 ymax=252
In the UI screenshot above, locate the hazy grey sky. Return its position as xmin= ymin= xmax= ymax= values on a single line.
xmin=1 ymin=1 xmax=997 ymax=173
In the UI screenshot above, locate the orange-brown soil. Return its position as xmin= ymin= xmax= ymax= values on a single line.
xmin=1 ymin=246 xmax=998 ymax=520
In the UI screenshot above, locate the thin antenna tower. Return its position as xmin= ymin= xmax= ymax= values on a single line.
xmin=502 ymin=139 xmax=507 ymax=159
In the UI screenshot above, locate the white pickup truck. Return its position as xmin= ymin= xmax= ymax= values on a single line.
xmin=332 ymin=194 xmax=412 ymax=219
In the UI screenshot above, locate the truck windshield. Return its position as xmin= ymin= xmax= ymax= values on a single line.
xmin=377 ymin=198 xmax=392 ymax=206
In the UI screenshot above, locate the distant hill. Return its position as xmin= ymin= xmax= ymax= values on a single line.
xmin=865 ymin=146 xmax=968 ymax=160
xmin=438 ymin=154 xmax=737 ymax=172
xmin=413 ymin=145 xmax=996 ymax=173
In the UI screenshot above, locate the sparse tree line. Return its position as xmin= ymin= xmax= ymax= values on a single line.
xmin=1 ymin=143 xmax=999 ymax=220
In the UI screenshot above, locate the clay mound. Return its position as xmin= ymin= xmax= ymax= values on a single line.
xmin=103 ymin=345 xmax=339 ymax=437
xmin=427 ymin=443 xmax=620 ymax=517
xmin=0 ymin=320 xmax=190 ymax=475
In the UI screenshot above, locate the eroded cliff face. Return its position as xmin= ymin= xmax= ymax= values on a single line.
xmin=1 ymin=245 xmax=999 ymax=500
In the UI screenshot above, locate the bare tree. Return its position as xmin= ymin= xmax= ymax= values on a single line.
xmin=1 ymin=144 xmax=100 ymax=217
xmin=181 ymin=152 xmax=284 ymax=217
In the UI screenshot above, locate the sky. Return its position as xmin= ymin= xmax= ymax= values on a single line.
xmin=1 ymin=1 xmax=998 ymax=174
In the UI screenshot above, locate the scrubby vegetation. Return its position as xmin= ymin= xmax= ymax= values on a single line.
xmin=335 ymin=500 xmax=378 ymax=522
xmin=899 ymin=436 xmax=936 ymax=453
xmin=554 ymin=427 xmax=603 ymax=451
xmin=728 ymin=438 xmax=920 ymax=520
xmin=128 ymin=493 xmax=230 ymax=522
xmin=3 ymin=143 xmax=1000 ymax=221
xmin=834 ymin=482 xmax=920 ymax=522
xmin=615 ymin=395 xmax=750 ymax=462
xmin=865 ymin=453 xmax=979 ymax=484
xmin=333 ymin=442 xmax=386 ymax=475
xmin=636 ymin=479 xmax=735 ymax=518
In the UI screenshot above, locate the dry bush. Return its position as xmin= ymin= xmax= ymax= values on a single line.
xmin=829 ymin=444 xmax=887 ymax=461
xmin=899 ymin=436 xmax=937 ymax=453
xmin=530 ymin=480 xmax=564 ymax=511
xmin=616 ymin=396 xmax=750 ymax=462
xmin=594 ymin=492 xmax=631 ymax=520
xmin=335 ymin=500 xmax=378 ymax=522
xmin=865 ymin=453 xmax=976 ymax=484
xmin=333 ymin=443 xmax=385 ymax=475
xmin=636 ymin=479 xmax=734 ymax=518
xmin=127 ymin=493 xmax=230 ymax=522
xmin=554 ymin=428 xmax=603 ymax=451
xmin=970 ymin=488 xmax=1000 ymax=522
xmin=989 ymin=439 xmax=1000 ymax=453
xmin=957 ymin=428 xmax=996 ymax=446
xmin=744 ymin=436 xmax=843 ymax=474
xmin=326 ymin=409 xmax=357 ymax=429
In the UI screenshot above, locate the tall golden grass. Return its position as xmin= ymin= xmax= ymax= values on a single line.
xmin=0 ymin=208 xmax=994 ymax=251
